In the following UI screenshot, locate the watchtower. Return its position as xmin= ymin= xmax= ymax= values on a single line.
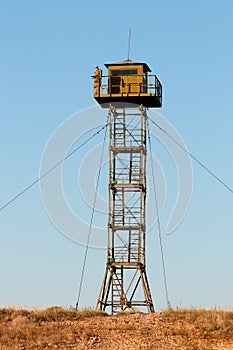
xmin=94 ymin=59 xmax=162 ymax=314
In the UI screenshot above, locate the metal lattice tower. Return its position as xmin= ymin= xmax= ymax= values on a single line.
xmin=93 ymin=59 xmax=162 ymax=314
xmin=96 ymin=104 xmax=154 ymax=313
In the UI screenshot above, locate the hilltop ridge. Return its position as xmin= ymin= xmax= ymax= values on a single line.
xmin=0 ymin=307 xmax=233 ymax=349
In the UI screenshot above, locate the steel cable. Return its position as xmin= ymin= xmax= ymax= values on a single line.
xmin=147 ymin=118 xmax=172 ymax=309
xmin=75 ymin=114 xmax=109 ymax=309
xmin=0 ymin=122 xmax=109 ymax=212
xmin=148 ymin=116 xmax=233 ymax=195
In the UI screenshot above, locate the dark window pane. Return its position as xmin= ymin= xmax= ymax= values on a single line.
xmin=111 ymin=69 xmax=138 ymax=76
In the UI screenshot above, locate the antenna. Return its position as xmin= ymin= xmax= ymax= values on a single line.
xmin=127 ymin=28 xmax=131 ymax=60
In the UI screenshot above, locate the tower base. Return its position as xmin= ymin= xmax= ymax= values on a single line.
xmin=96 ymin=263 xmax=154 ymax=314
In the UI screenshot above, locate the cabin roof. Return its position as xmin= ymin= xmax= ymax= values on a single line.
xmin=104 ymin=59 xmax=151 ymax=73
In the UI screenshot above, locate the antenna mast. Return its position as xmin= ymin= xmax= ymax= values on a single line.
xmin=127 ymin=28 xmax=131 ymax=60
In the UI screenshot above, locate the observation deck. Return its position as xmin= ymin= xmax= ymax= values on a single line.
xmin=93 ymin=60 xmax=162 ymax=108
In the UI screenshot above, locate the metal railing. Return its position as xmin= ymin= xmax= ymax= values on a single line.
xmin=99 ymin=74 xmax=162 ymax=98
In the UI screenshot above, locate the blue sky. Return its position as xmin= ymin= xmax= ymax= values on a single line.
xmin=0 ymin=0 xmax=233 ymax=310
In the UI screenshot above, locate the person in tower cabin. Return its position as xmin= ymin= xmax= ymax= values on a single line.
xmin=92 ymin=65 xmax=102 ymax=96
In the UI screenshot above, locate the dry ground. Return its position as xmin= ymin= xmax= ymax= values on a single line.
xmin=0 ymin=307 xmax=233 ymax=349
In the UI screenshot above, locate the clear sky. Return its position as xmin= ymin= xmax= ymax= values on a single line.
xmin=0 ymin=0 xmax=233 ymax=311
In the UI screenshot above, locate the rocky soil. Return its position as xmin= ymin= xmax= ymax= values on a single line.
xmin=0 ymin=307 xmax=233 ymax=349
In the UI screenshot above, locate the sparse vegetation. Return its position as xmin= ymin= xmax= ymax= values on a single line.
xmin=0 ymin=307 xmax=233 ymax=349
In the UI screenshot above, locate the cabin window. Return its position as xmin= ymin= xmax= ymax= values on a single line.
xmin=111 ymin=69 xmax=138 ymax=76
xmin=143 ymin=74 xmax=147 ymax=93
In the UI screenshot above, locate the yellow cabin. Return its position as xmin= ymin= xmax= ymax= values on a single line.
xmin=93 ymin=59 xmax=162 ymax=108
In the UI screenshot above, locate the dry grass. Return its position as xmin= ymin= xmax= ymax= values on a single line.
xmin=0 ymin=307 xmax=233 ymax=349
xmin=0 ymin=306 xmax=107 ymax=323
xmin=160 ymin=308 xmax=233 ymax=342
